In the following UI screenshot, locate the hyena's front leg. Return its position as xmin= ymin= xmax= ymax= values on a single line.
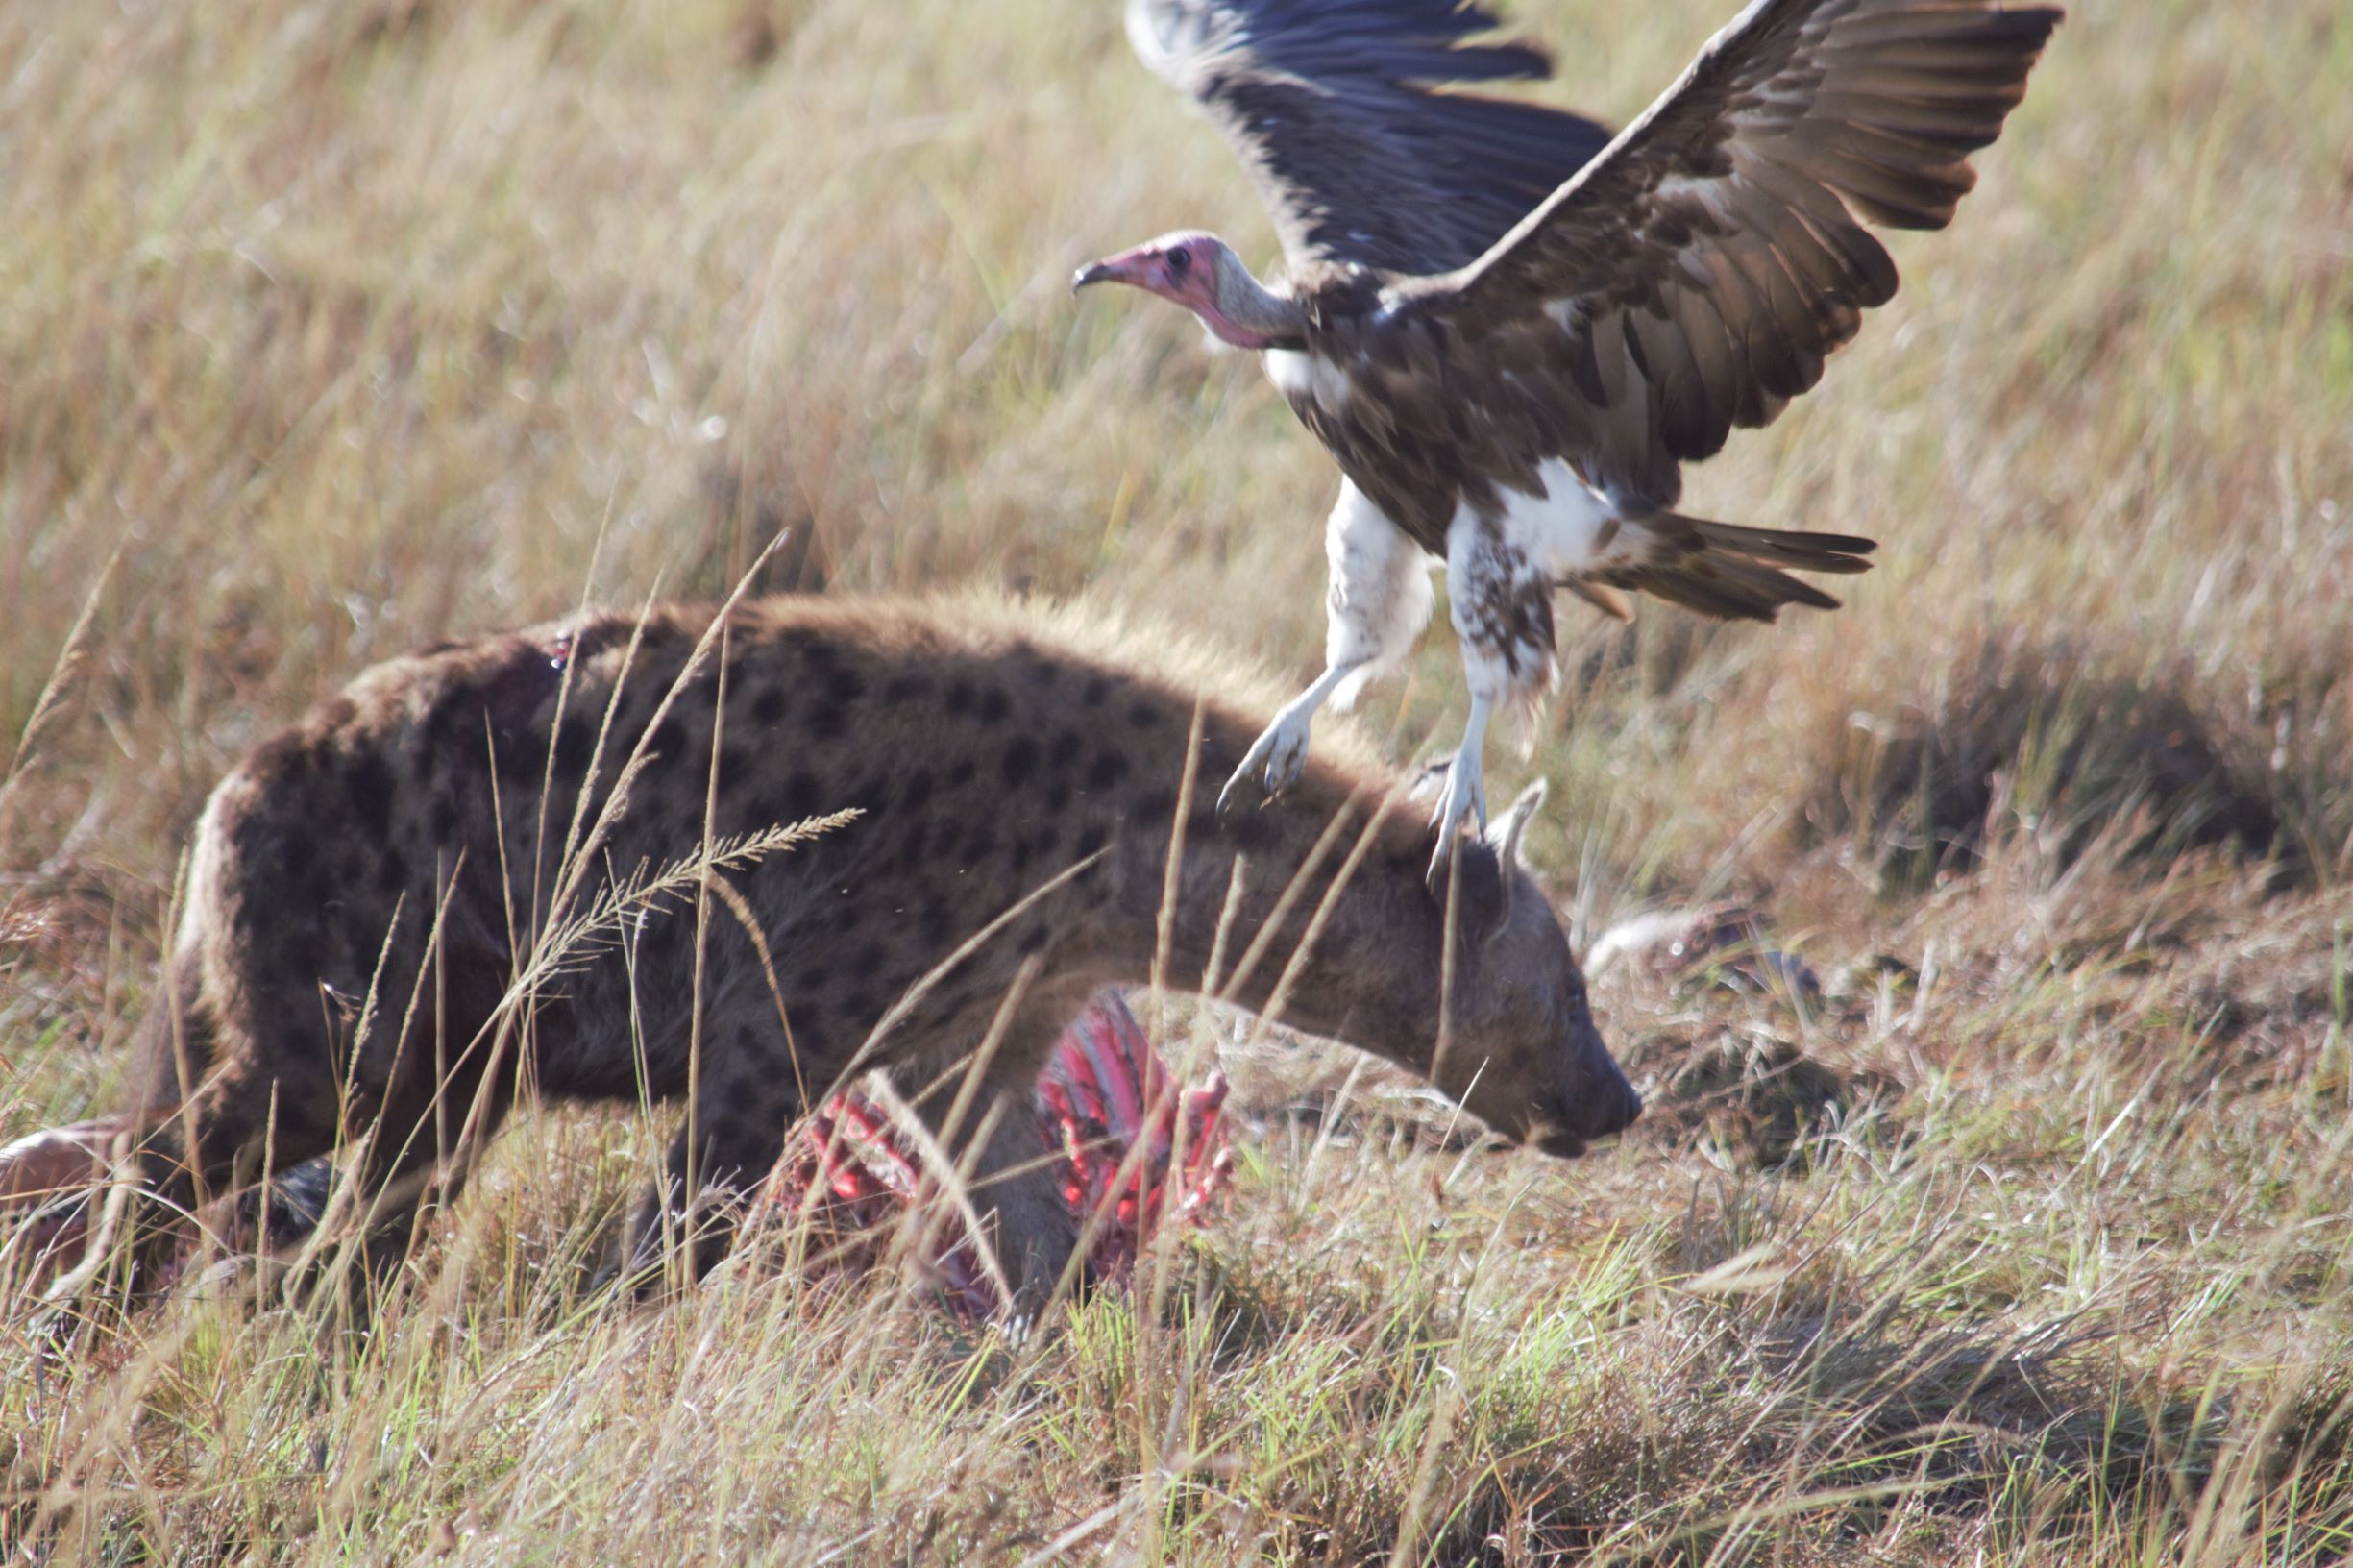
xmin=126 ymin=999 xmax=347 ymax=1265
xmin=950 ymin=1093 xmax=1082 ymax=1321
xmin=330 ymin=1054 xmax=519 ymax=1279
xmin=895 ymin=988 xmax=1092 ymax=1322
xmin=123 ymin=926 xmax=523 ymax=1288
xmin=617 ymin=1042 xmax=798 ymax=1290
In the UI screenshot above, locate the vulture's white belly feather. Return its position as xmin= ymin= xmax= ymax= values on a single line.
xmin=1263 ymin=348 xmax=1355 ymax=413
xmin=1484 ymin=457 xmax=1630 ymax=578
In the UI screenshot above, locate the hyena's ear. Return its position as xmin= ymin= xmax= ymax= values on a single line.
xmin=1484 ymin=780 xmax=1547 ymax=870
xmin=1436 ymin=780 xmax=1548 ymax=940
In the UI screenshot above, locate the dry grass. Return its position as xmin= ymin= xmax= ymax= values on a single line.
xmin=3 ymin=0 xmax=2352 ymax=1558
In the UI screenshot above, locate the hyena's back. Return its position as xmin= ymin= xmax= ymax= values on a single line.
xmin=137 ymin=594 xmax=1305 ymax=1289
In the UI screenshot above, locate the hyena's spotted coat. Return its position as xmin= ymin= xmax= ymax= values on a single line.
xmin=127 ymin=595 xmax=1639 ymax=1303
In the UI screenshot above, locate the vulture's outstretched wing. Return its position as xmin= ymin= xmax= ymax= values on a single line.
xmin=1397 ymin=0 xmax=2061 ymax=509
xmin=1125 ymin=0 xmax=1612 ymax=275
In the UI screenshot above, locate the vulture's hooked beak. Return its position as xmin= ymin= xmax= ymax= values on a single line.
xmin=1076 ymin=243 xmax=1181 ymax=299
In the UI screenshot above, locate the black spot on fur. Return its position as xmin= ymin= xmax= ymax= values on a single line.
xmin=1081 ymin=674 xmax=1112 ymax=708
xmin=430 ymin=794 xmax=462 ymax=845
xmin=807 ymin=698 xmax=848 ymax=741
xmin=1087 ymin=751 xmax=1130 ymax=791
xmin=269 ymin=941 xmax=317 ymax=992
xmin=1017 ymin=924 xmax=1049 ymax=956
xmin=554 ymin=715 xmax=597 ymax=777
xmin=977 ymin=688 xmax=1011 ymax=724
xmin=752 ymin=688 xmax=788 ymax=724
xmin=1043 ymin=779 xmax=1071 ymax=814
xmin=376 ymin=846 xmax=409 ymax=888
xmin=883 ymin=674 xmax=923 ymax=703
xmin=946 ymin=757 xmax=976 ymax=790
xmin=421 ymin=683 xmax=486 ymax=751
xmin=272 ymin=830 xmax=318 ymax=884
xmin=895 ymin=821 xmax=930 ymax=870
xmin=1136 ymin=789 xmax=1176 ymax=822
xmin=944 ymin=679 xmax=975 ymax=718
xmin=964 ymin=824 xmax=997 ymax=863
xmin=650 ymin=717 xmax=686 ymax=757
xmin=1072 ymin=824 xmax=1107 ymax=861
xmin=344 ymin=750 xmax=397 ymax=823
xmin=494 ymin=731 xmax=541 ymax=786
xmin=850 ymin=942 xmax=886 ymax=981
xmin=1128 ymin=701 xmax=1160 ymax=729
xmin=901 ymin=770 xmax=935 ymax=811
xmin=919 ymin=900 xmax=955 ymax=943
xmin=1001 ymin=738 xmax=1040 ymax=788
xmin=776 ymin=771 xmax=823 ymax=821
xmin=719 ymin=744 xmax=749 ymax=781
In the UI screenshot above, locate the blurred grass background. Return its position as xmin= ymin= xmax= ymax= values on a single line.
xmin=3 ymin=0 xmax=2352 ymax=1559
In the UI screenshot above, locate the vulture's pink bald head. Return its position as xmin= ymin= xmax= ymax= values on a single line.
xmin=1073 ymin=232 xmax=1294 ymax=351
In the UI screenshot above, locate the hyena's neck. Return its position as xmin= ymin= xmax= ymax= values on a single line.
xmin=1114 ymin=757 xmax=1455 ymax=1079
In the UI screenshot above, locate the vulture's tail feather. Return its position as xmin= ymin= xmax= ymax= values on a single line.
xmin=1614 ymin=512 xmax=1876 ymax=623
xmin=1680 ymin=518 xmax=1876 ymax=575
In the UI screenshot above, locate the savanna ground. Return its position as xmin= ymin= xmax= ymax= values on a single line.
xmin=3 ymin=0 xmax=2351 ymax=1560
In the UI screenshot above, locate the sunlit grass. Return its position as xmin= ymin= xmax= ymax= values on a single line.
xmin=3 ymin=0 xmax=2351 ymax=1558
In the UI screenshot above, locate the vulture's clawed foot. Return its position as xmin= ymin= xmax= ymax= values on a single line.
xmin=1216 ymin=710 xmax=1313 ymax=818
xmin=1422 ymin=749 xmax=1489 ymax=892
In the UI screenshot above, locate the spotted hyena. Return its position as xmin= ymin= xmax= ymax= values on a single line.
xmin=110 ymin=594 xmax=1638 ymax=1305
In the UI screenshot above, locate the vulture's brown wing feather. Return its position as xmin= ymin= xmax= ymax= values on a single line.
xmin=1126 ymin=0 xmax=1611 ymax=274
xmin=1393 ymin=0 xmax=2061 ymax=509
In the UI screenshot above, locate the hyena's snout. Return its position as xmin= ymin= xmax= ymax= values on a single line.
xmin=1528 ymin=1037 xmax=1642 ymax=1160
xmin=1586 ymin=1055 xmax=1643 ymax=1139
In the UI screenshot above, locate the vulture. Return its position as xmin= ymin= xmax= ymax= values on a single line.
xmin=1075 ymin=0 xmax=2061 ymax=877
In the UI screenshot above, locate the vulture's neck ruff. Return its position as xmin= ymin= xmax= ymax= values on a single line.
xmin=1203 ymin=248 xmax=1310 ymax=353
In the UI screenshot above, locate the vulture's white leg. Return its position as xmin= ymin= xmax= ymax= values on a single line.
xmin=1220 ymin=482 xmax=1432 ymax=814
xmin=1220 ymin=662 xmax=1358 ymax=817
xmin=1431 ymin=506 xmax=1556 ymax=880
xmin=1425 ymin=693 xmax=1492 ymax=880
